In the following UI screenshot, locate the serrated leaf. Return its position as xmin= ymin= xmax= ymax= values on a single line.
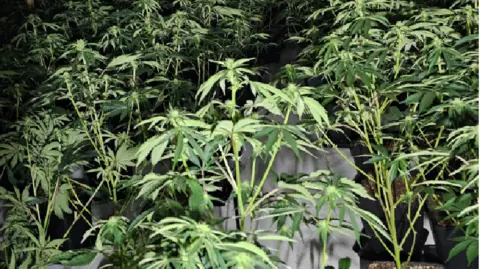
xmin=265 ymin=129 xmax=280 ymax=153
xmin=197 ymin=71 xmax=225 ymax=103
xmin=365 ymin=155 xmax=387 ymax=164
xmin=173 ymin=132 xmax=184 ymax=169
xmin=107 ymin=54 xmax=140 ymax=68
xmin=53 ymin=184 xmax=72 ymax=219
xmin=116 ymin=144 xmax=137 ymax=167
xmin=151 ymin=139 xmax=169 ymax=166
xmin=218 ymin=242 xmax=274 ymax=267
xmin=404 ymin=92 xmax=423 ymax=104
xmin=278 ymin=181 xmax=314 ymax=205
xmin=187 ymin=179 xmax=205 ymax=213
xmin=258 ymin=234 xmax=296 ymax=243
xmin=136 ymin=135 xmax=166 ymax=166
xmin=304 ymin=97 xmax=329 ymax=126
xmin=128 ymin=208 xmax=154 ymax=232
xmin=63 ymin=251 xmax=97 ymax=266
xmin=9 ymin=252 xmax=15 ymax=269
xmin=18 ymin=254 xmax=32 ymax=269
xmin=234 ymin=118 xmax=262 ymax=133
xmin=419 ymin=92 xmax=436 ymax=113
xmin=448 ymin=240 xmax=471 ymax=261
xmin=466 ymin=240 xmax=478 ymax=264
xmin=283 ymin=130 xmax=299 ymax=158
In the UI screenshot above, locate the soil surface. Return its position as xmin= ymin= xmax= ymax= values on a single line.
xmin=361 ymin=178 xmax=407 ymax=203
xmin=368 ymin=261 xmax=444 ymax=269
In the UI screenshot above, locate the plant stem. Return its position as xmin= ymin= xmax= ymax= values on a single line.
xmin=245 ymin=105 xmax=292 ymax=217
xmin=320 ymin=207 xmax=333 ymax=269
xmin=232 ymin=137 xmax=245 ymax=230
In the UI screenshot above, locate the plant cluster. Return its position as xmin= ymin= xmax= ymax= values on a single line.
xmin=0 ymin=0 xmax=477 ymax=269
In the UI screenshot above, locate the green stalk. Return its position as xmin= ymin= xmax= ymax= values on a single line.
xmin=63 ymin=173 xmax=108 ymax=240
xmin=24 ymin=137 xmax=41 ymax=222
xmin=232 ymin=137 xmax=246 ymax=230
xmin=229 ymin=82 xmax=247 ymax=229
xmin=320 ymin=208 xmax=333 ymax=269
xmin=245 ymin=104 xmax=292 ymax=216
xmin=249 ymin=157 xmax=257 ymax=188
xmin=385 ymin=171 xmax=403 ymax=269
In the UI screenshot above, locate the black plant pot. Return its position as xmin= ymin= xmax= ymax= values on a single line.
xmin=428 ymin=218 xmax=478 ymax=269
xmin=353 ymin=197 xmax=428 ymax=262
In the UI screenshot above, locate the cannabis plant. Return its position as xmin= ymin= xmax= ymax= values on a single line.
xmin=295 ymin=0 xmax=478 ymax=268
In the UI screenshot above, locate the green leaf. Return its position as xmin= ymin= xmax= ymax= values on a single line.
xmin=128 ymin=208 xmax=154 ymax=232
xmin=388 ymin=161 xmax=399 ymax=184
xmin=404 ymin=92 xmax=423 ymax=104
xmin=291 ymin=211 xmax=304 ymax=236
xmin=53 ymin=184 xmax=72 ymax=219
xmin=252 ymin=81 xmax=292 ymax=104
xmin=63 ymin=251 xmax=97 ymax=266
xmin=173 ymin=132 xmax=184 ymax=169
xmin=107 ymin=54 xmax=140 ymax=68
xmin=448 ymin=240 xmax=471 ymax=261
xmin=283 ymin=130 xmax=300 ymax=158
xmin=116 ymin=144 xmax=137 ymax=167
xmin=218 ymin=242 xmax=274 ymax=267
xmin=419 ymin=92 xmax=436 ymax=113
xmin=187 ymin=179 xmax=205 ymax=213
xmin=365 ymin=155 xmax=388 ymax=164
xmin=278 ymin=181 xmax=314 ymax=205
xmin=48 ymin=251 xmax=97 ymax=266
xmin=304 ymin=97 xmax=329 ymax=126
xmin=455 ymin=34 xmax=479 ymax=47
xmin=466 ymin=240 xmax=478 ymax=265
xmin=265 ymin=129 xmax=280 ymax=153
xmin=136 ymin=135 xmax=165 ymax=166
xmin=339 ymin=257 xmax=352 ymax=269
xmin=18 ymin=254 xmax=32 ymax=269
xmin=234 ymin=119 xmax=262 ymax=133
xmin=197 ymin=71 xmax=225 ymax=103
xmin=8 ymin=252 xmax=15 ymax=269
xmin=151 ymin=139 xmax=169 ymax=166
xmin=257 ymin=234 xmax=296 ymax=243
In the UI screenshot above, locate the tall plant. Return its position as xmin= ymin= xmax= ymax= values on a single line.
xmin=296 ymin=0 xmax=478 ymax=268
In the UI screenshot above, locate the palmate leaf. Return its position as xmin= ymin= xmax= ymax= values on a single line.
xmin=53 ymin=184 xmax=72 ymax=219
xmin=135 ymin=173 xmax=170 ymax=200
xmin=218 ymin=242 xmax=276 ymax=268
xmin=278 ymin=181 xmax=315 ymax=205
xmin=172 ymin=132 xmax=185 ymax=170
xmin=196 ymin=71 xmax=226 ymax=103
xmin=303 ymin=97 xmax=329 ymax=127
xmin=136 ymin=131 xmax=174 ymax=166
xmin=115 ymin=143 xmax=137 ymax=169
xmin=233 ymin=118 xmax=262 ymax=134
xmin=282 ymin=129 xmax=300 ymax=158
xmin=187 ymin=178 xmax=205 ymax=213
xmin=257 ymin=234 xmax=296 ymax=243
xmin=106 ymin=54 xmax=141 ymax=69
xmin=151 ymin=139 xmax=169 ymax=167
xmin=48 ymin=251 xmax=97 ymax=267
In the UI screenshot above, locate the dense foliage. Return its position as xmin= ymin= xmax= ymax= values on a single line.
xmin=0 ymin=0 xmax=477 ymax=268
